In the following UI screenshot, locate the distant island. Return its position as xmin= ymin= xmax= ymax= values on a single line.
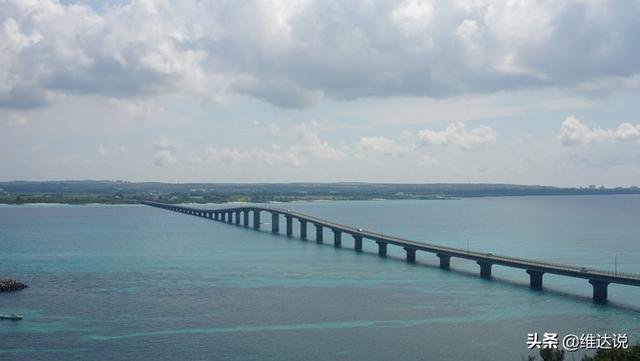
xmin=0 ymin=181 xmax=638 ymax=205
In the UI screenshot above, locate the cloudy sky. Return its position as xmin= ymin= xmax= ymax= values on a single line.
xmin=1 ymin=0 xmax=640 ymax=186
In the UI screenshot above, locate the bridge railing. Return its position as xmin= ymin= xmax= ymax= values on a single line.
xmin=487 ymin=253 xmax=640 ymax=279
xmin=142 ymin=202 xmax=640 ymax=281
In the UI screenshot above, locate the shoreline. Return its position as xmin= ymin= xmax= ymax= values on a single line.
xmin=2 ymin=193 xmax=640 ymax=206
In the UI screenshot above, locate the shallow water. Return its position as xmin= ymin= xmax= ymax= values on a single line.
xmin=1 ymin=196 xmax=639 ymax=360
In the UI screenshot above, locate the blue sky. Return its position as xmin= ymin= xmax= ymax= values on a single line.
xmin=1 ymin=0 xmax=639 ymax=186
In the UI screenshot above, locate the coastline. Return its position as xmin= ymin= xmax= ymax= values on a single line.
xmin=3 ymin=193 xmax=640 ymax=206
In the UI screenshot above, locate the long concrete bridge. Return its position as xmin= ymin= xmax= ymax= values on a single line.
xmin=142 ymin=201 xmax=640 ymax=303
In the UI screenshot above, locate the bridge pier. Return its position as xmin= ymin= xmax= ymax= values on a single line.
xmin=353 ymin=235 xmax=363 ymax=252
xmin=526 ymin=270 xmax=544 ymax=290
xmin=477 ymin=261 xmax=492 ymax=279
xmin=140 ymin=202 xmax=640 ymax=306
xmin=589 ymin=279 xmax=609 ymax=303
xmin=437 ymin=253 xmax=451 ymax=270
xmin=253 ymin=210 xmax=260 ymax=229
xmin=271 ymin=213 xmax=279 ymax=233
xmin=286 ymin=216 xmax=293 ymax=237
xmin=404 ymin=247 xmax=416 ymax=263
xmin=333 ymin=230 xmax=342 ymax=248
xmin=376 ymin=241 xmax=387 ymax=257
xmin=300 ymin=220 xmax=307 ymax=240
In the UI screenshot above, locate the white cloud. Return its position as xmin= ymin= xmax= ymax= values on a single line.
xmin=418 ymin=122 xmax=496 ymax=148
xmin=152 ymin=135 xmax=177 ymax=166
xmin=391 ymin=0 xmax=434 ymax=34
xmin=558 ymin=115 xmax=640 ymax=145
xmin=420 ymin=155 xmax=438 ymax=167
xmin=455 ymin=18 xmax=481 ymax=52
xmin=6 ymin=113 xmax=27 ymax=126
xmin=153 ymin=135 xmax=175 ymax=151
xmin=293 ymin=133 xmax=343 ymax=160
xmin=97 ymin=144 xmax=107 ymax=155
xmin=3 ymin=17 xmax=42 ymax=52
xmin=191 ymin=146 xmax=302 ymax=167
xmin=358 ymin=136 xmax=414 ymax=156
xmin=189 ymin=130 xmax=342 ymax=167
xmin=265 ymin=120 xmax=343 ymax=160
xmin=1 ymin=0 xmax=640 ymax=110
xmin=153 ymin=149 xmax=176 ymax=166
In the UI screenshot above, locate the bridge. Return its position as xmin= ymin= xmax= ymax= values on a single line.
xmin=141 ymin=201 xmax=640 ymax=303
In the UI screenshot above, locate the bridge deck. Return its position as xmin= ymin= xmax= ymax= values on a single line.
xmin=141 ymin=201 xmax=640 ymax=288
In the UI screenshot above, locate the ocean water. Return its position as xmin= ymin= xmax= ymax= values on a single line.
xmin=1 ymin=196 xmax=639 ymax=361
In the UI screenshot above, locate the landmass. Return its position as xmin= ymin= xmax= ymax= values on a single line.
xmin=0 ymin=180 xmax=638 ymax=205
xmin=0 ymin=279 xmax=28 ymax=292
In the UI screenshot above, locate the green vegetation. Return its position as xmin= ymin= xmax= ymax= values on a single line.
xmin=1 ymin=180 xmax=639 ymax=205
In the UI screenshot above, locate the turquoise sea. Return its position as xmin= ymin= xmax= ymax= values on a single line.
xmin=1 ymin=196 xmax=639 ymax=360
